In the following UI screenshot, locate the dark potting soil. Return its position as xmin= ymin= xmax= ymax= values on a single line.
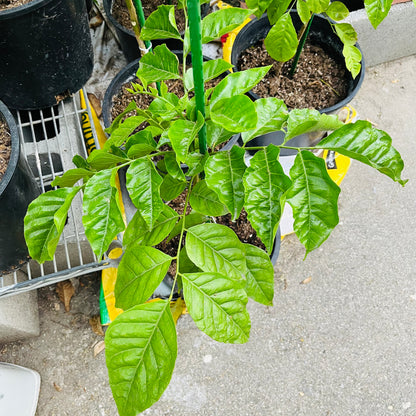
xmin=237 ymin=40 xmax=349 ymax=110
xmin=0 ymin=0 xmax=31 ymax=11
xmin=0 ymin=120 xmax=11 ymax=181
xmin=112 ymin=0 xmax=187 ymax=33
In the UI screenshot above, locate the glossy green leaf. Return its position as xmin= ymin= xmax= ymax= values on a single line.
xmin=24 ymin=187 xmax=81 ymax=263
xmin=105 ymin=116 xmax=146 ymax=149
xmin=189 ymin=180 xmax=229 ymax=216
xmin=318 ymin=120 xmax=407 ymax=185
xmin=126 ymin=158 xmax=164 ymax=229
xmin=296 ymin=0 xmax=311 ymax=23
xmin=241 ymin=97 xmax=288 ymax=143
xmin=160 ymin=175 xmax=187 ymax=201
xmin=246 ymin=0 xmax=274 ymax=18
xmin=267 ymin=0 xmax=292 ymax=24
xmin=326 ymin=1 xmax=349 ymax=20
xmin=264 ymin=13 xmax=298 ymax=62
xmin=244 ymin=244 xmax=274 ymax=306
xmin=141 ymin=5 xmax=182 ymax=41
xmin=285 ymin=109 xmax=344 ymax=141
xmin=243 ymin=145 xmax=292 ymax=253
xmin=148 ymin=94 xmax=180 ymax=121
xmin=334 ymin=23 xmax=358 ymax=45
xmin=342 ymin=44 xmax=362 ymax=79
xmin=305 ymin=0 xmax=330 ymax=13
xmin=167 ymin=212 xmax=207 ymax=242
xmin=136 ymin=45 xmax=181 ymax=83
xmin=364 ymin=0 xmax=392 ymax=29
xmin=86 ymin=149 xmax=127 ymax=170
xmin=201 ymin=8 xmax=253 ymax=43
xmin=168 ymin=114 xmax=204 ymax=162
xmin=184 ymin=152 xmax=208 ymax=176
xmin=115 ymin=245 xmax=172 ymax=309
xmin=206 ymin=120 xmax=234 ymax=149
xmin=210 ymin=95 xmax=257 ymax=132
xmin=83 ymin=169 xmax=125 ymax=257
xmin=210 ymin=66 xmax=271 ymax=106
xmin=105 ymin=300 xmax=177 ymax=415
xmin=186 ymin=223 xmax=246 ymax=280
xmin=178 ymin=247 xmax=200 ymax=274
xmin=185 ymin=59 xmax=233 ymax=91
xmin=205 ymin=146 xmax=246 ymax=219
xmin=182 ymin=272 xmax=250 ymax=343
xmin=51 ymin=168 xmax=93 ymax=187
xmin=164 ymin=152 xmax=186 ymax=181
xmin=286 ymin=150 xmax=340 ymax=255
xmin=123 ymin=205 xmax=179 ymax=248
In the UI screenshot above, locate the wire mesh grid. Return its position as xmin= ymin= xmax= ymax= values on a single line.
xmin=0 ymin=90 xmax=114 ymax=299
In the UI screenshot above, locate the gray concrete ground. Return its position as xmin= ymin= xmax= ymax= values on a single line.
xmin=1 ymin=55 xmax=415 ymax=415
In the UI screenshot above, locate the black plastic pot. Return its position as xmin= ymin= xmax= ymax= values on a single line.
xmin=0 ymin=101 xmax=40 ymax=275
xmin=103 ymin=0 xmax=208 ymax=62
xmin=0 ymin=0 xmax=94 ymax=110
xmin=231 ymin=12 xmax=365 ymax=153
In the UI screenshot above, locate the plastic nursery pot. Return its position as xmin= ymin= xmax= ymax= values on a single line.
xmin=103 ymin=0 xmax=209 ymax=63
xmin=0 ymin=0 xmax=94 ymax=110
xmin=231 ymin=12 xmax=365 ymax=154
xmin=0 ymin=101 xmax=40 ymax=275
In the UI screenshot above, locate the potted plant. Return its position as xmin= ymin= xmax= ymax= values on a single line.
xmin=0 ymin=100 xmax=39 ymax=274
xmin=23 ymin=0 xmax=406 ymax=414
xmin=0 ymin=0 xmax=93 ymax=110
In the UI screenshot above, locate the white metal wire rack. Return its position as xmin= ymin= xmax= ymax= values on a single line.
xmin=0 ymin=89 xmax=118 ymax=299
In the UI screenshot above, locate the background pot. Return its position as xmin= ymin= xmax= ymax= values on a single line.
xmin=103 ymin=0 xmax=208 ymax=62
xmin=0 ymin=101 xmax=40 ymax=275
xmin=0 ymin=0 xmax=94 ymax=110
xmin=231 ymin=13 xmax=365 ymax=153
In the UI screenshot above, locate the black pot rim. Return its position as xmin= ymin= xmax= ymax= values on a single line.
xmin=103 ymin=0 xmax=135 ymax=37
xmin=0 ymin=0 xmax=55 ymax=20
xmin=232 ymin=13 xmax=365 ymax=113
xmin=0 ymin=100 xmax=19 ymax=196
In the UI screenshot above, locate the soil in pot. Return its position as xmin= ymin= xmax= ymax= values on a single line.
xmin=0 ymin=119 xmax=11 ymax=180
xmin=0 ymin=0 xmax=31 ymax=11
xmin=237 ymin=39 xmax=349 ymax=110
xmin=112 ymin=0 xmax=188 ymax=32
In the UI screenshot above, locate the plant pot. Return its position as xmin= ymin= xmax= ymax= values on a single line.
xmin=103 ymin=0 xmax=208 ymax=62
xmin=0 ymin=101 xmax=40 ymax=275
xmin=231 ymin=13 xmax=365 ymax=153
xmin=0 ymin=0 xmax=94 ymax=110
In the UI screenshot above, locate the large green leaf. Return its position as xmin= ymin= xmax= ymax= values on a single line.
xmin=285 ymin=109 xmax=344 ymax=141
xmin=246 ymin=0 xmax=274 ymax=18
xmin=86 ymin=149 xmax=127 ymax=170
xmin=83 ymin=169 xmax=125 ymax=257
xmin=136 ymin=45 xmax=181 ymax=83
xmin=184 ymin=151 xmax=208 ymax=176
xmin=115 ymin=245 xmax=172 ymax=309
xmin=189 ymin=180 xmax=229 ymax=216
xmin=159 ymin=174 xmax=187 ymax=202
xmin=186 ymin=223 xmax=246 ymax=280
xmin=126 ymin=158 xmax=164 ymax=229
xmin=185 ymin=59 xmax=233 ymax=91
xmin=51 ymin=168 xmax=93 ymax=187
xmin=326 ymin=1 xmax=349 ymax=20
xmin=105 ymin=300 xmax=177 ymax=416
xmin=210 ymin=95 xmax=257 ymax=133
xmin=141 ymin=5 xmax=182 ymax=41
xmin=104 ymin=116 xmax=146 ymax=149
xmin=201 ymin=8 xmax=253 ymax=43
xmin=126 ymin=130 xmax=157 ymax=155
xmin=318 ymin=121 xmax=407 ymax=185
xmin=168 ymin=114 xmax=204 ymax=162
xmin=241 ymin=97 xmax=288 ymax=143
xmin=297 ymin=0 xmax=311 ymax=24
xmin=209 ymin=66 xmax=271 ymax=106
xmin=205 ymin=146 xmax=246 ymax=220
xmin=244 ymin=244 xmax=274 ymax=306
xmin=243 ymin=145 xmax=292 ymax=253
xmin=205 ymin=120 xmax=234 ymax=149
xmin=264 ymin=13 xmax=298 ymax=62
xmin=182 ymin=272 xmax=251 ymax=343
xmin=306 ymin=0 xmax=330 ymax=13
xmin=267 ymin=0 xmax=293 ymax=24
xmin=148 ymin=94 xmax=180 ymax=121
xmin=364 ymin=0 xmax=392 ymax=29
xmin=24 ymin=187 xmax=81 ymax=263
xmin=164 ymin=152 xmax=186 ymax=181
xmin=342 ymin=44 xmax=362 ymax=79
xmin=334 ymin=23 xmax=358 ymax=45
xmin=286 ymin=150 xmax=340 ymax=255
xmin=123 ymin=205 xmax=179 ymax=248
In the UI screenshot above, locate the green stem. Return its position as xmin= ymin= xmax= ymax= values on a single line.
xmin=289 ymin=14 xmax=315 ymax=78
xmin=187 ymin=0 xmax=207 ymax=154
